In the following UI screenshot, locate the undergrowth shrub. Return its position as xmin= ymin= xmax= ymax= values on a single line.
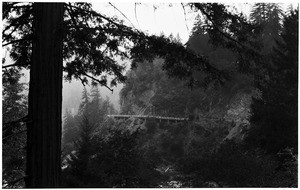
xmin=61 ymin=126 xmax=162 ymax=187
xmin=179 ymin=140 xmax=297 ymax=187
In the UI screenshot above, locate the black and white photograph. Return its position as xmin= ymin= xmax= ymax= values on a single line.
xmin=2 ymin=1 xmax=298 ymax=188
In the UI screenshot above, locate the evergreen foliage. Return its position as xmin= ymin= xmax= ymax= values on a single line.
xmin=2 ymin=68 xmax=27 ymax=188
xmin=62 ymin=108 xmax=77 ymax=156
xmin=62 ymin=86 xmax=115 ymax=157
xmin=180 ymin=140 xmax=286 ymax=187
xmin=2 ymin=2 xmax=298 ymax=188
xmin=120 ymin=43 xmax=254 ymax=119
xmin=118 ymin=3 xmax=298 ymax=188
xmin=191 ymin=3 xmax=262 ymax=73
xmin=250 ymin=3 xmax=283 ymax=55
xmin=62 ymin=115 xmax=96 ymax=187
xmin=246 ymin=10 xmax=298 ymax=154
xmin=77 ymin=87 xmax=90 ymax=116
xmin=62 ymin=120 xmax=162 ymax=187
xmin=2 ymin=2 xmax=232 ymax=90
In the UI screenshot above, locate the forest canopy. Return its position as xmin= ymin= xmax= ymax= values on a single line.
xmin=2 ymin=2 xmax=298 ymax=188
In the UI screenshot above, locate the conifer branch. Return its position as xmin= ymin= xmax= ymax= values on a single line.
xmin=6 ymin=5 xmax=32 ymax=10
xmin=2 ymin=5 xmax=33 ymax=36
xmin=66 ymin=3 xmax=100 ymax=56
xmin=108 ymin=2 xmax=137 ymax=29
xmin=7 ymin=176 xmax=27 ymax=188
xmin=65 ymin=3 xmax=81 ymax=32
xmin=196 ymin=4 xmax=246 ymax=49
xmin=2 ymin=62 xmax=29 ymax=69
xmin=65 ymin=3 xmax=130 ymax=31
xmin=181 ymin=3 xmax=190 ymax=34
xmin=134 ymin=3 xmax=140 ymax=28
xmin=3 ymin=129 xmax=27 ymax=141
xmin=77 ymin=75 xmax=88 ymax=87
xmin=2 ymin=37 xmax=31 ymax=47
xmin=81 ymin=72 xmax=113 ymax=92
xmin=3 ymin=115 xmax=28 ymax=127
xmin=2 ymin=26 xmax=19 ymax=43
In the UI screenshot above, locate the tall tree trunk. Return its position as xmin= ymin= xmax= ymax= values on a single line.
xmin=26 ymin=3 xmax=64 ymax=187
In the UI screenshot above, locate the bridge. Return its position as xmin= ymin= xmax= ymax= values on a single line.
xmin=107 ymin=114 xmax=189 ymax=123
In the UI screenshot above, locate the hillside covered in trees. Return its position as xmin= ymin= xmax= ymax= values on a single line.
xmin=2 ymin=2 xmax=298 ymax=188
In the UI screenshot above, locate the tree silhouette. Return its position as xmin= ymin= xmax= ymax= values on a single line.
xmin=2 ymin=2 xmax=261 ymax=187
xmin=2 ymin=68 xmax=27 ymax=188
xmin=246 ymin=10 xmax=298 ymax=153
xmin=250 ymin=3 xmax=283 ymax=54
xmin=62 ymin=108 xmax=77 ymax=156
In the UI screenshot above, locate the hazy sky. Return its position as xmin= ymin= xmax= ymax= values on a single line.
xmin=93 ymin=3 xmax=198 ymax=44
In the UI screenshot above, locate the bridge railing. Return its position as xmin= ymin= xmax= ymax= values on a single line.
xmin=107 ymin=114 xmax=188 ymax=121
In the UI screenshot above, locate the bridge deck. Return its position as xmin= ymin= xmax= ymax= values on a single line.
xmin=107 ymin=115 xmax=188 ymax=121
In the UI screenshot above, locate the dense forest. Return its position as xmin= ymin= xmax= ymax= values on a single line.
xmin=2 ymin=2 xmax=298 ymax=188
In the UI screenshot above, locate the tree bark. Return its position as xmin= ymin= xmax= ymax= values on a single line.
xmin=26 ymin=3 xmax=64 ymax=187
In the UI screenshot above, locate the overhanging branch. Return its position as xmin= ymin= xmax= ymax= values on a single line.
xmin=6 ymin=176 xmax=27 ymax=188
xmin=2 ymin=62 xmax=29 ymax=69
xmin=2 ymin=36 xmax=31 ymax=47
xmin=3 ymin=129 xmax=27 ymax=141
xmin=181 ymin=3 xmax=190 ymax=34
xmin=134 ymin=3 xmax=140 ymax=28
xmin=196 ymin=4 xmax=246 ymax=48
xmin=108 ymin=2 xmax=136 ymax=29
xmin=81 ymin=72 xmax=113 ymax=92
xmin=2 ymin=25 xmax=19 ymax=43
xmin=3 ymin=115 xmax=28 ymax=131
xmin=65 ymin=3 xmax=131 ymax=32
xmin=2 ymin=5 xmax=33 ymax=36
xmin=65 ymin=3 xmax=80 ymax=32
